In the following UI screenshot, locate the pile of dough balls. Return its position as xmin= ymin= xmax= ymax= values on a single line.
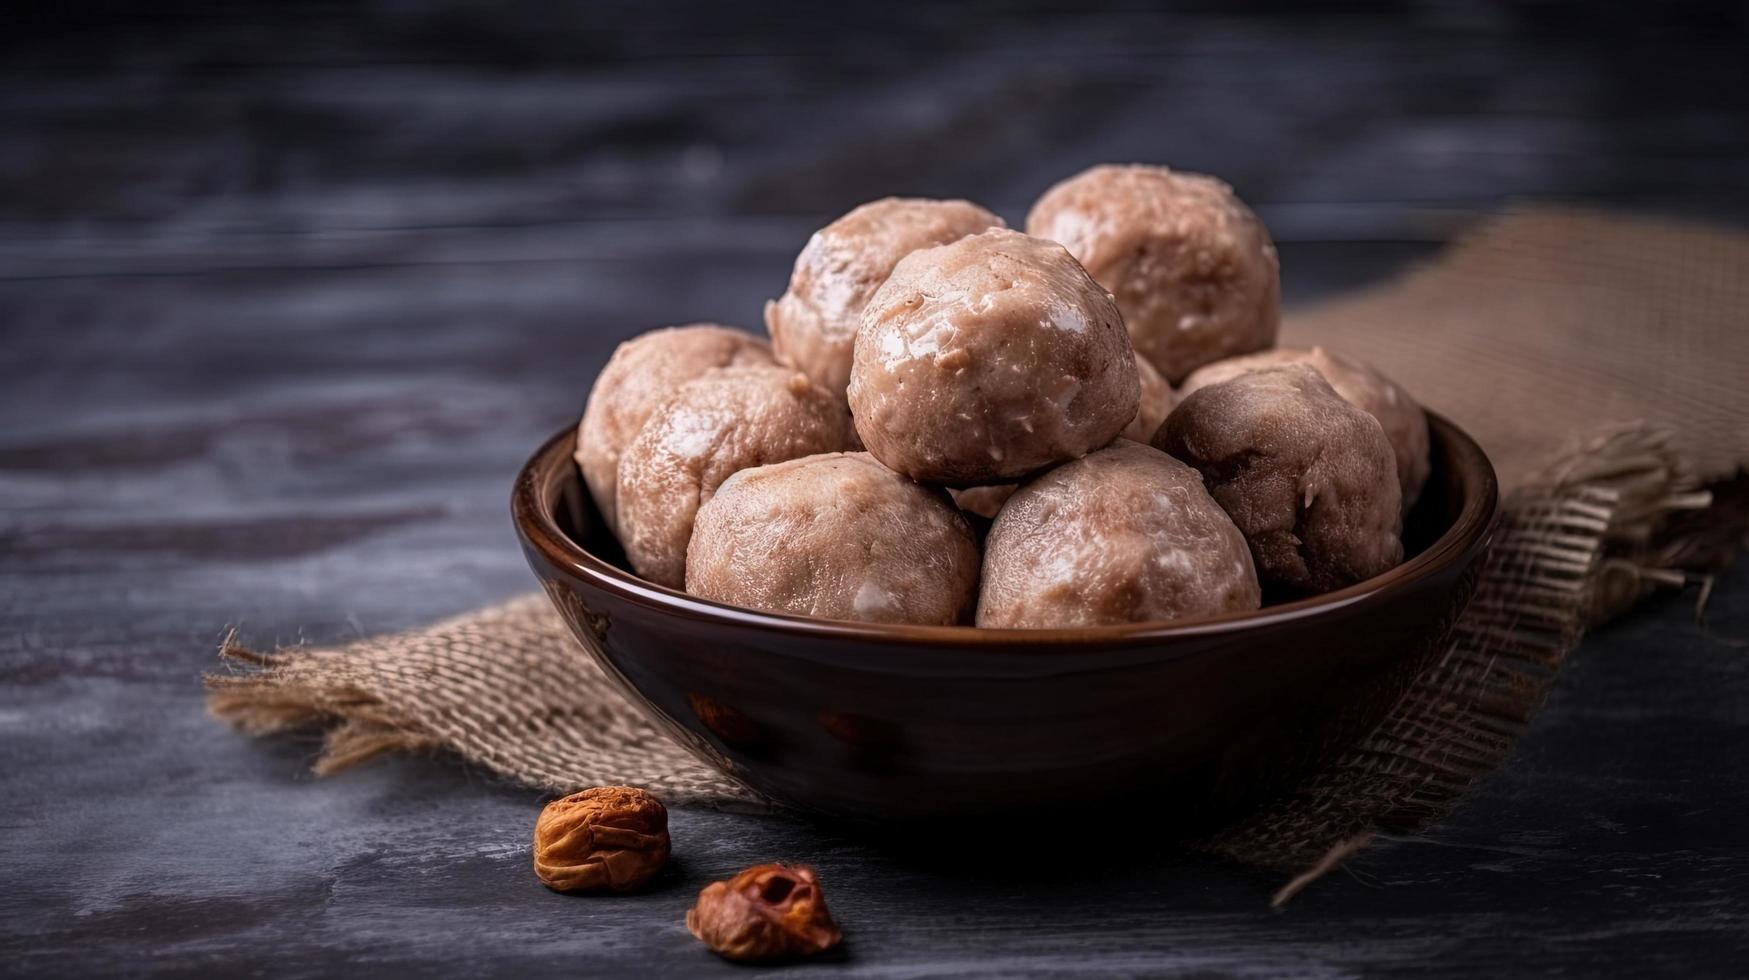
xmin=574 ymin=166 xmax=1431 ymax=628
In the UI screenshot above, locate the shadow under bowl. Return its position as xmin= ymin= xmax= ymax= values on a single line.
xmin=514 ymin=414 xmax=1497 ymax=827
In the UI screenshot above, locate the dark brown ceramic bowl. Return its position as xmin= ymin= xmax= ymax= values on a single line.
xmin=514 ymin=414 xmax=1497 ymax=825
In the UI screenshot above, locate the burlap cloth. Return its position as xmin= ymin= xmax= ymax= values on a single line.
xmin=208 ymin=209 xmax=1749 ymax=901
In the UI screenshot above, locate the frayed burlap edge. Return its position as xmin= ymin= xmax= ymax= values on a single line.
xmin=1199 ymin=427 xmax=1739 ymax=904
xmin=207 ymin=597 xmax=769 ymax=809
xmin=205 ymin=425 xmax=1744 ymax=901
xmin=208 ymin=643 xmax=446 ymax=776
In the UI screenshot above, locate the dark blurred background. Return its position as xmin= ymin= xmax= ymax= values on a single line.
xmin=6 ymin=1 xmax=1747 ymax=243
xmin=7 ymin=0 xmax=1747 ymax=427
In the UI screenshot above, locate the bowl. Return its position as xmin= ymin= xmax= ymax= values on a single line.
xmin=514 ymin=413 xmax=1497 ymax=825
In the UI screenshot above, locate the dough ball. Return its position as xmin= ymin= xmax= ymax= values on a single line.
xmin=765 ymin=198 xmax=1005 ymax=402
xmin=687 ymin=453 xmax=980 ymax=625
xmin=1122 ymin=352 xmax=1175 ymax=443
xmin=952 ymin=352 xmax=1169 ymax=519
xmin=848 ymin=228 xmax=1139 ymax=484
xmin=1156 ymin=365 xmax=1402 ymax=595
xmin=617 ymin=365 xmax=855 ymax=587
xmin=1026 ymin=164 xmax=1279 ymax=384
xmin=977 ymin=440 xmax=1260 ymax=628
xmin=1179 ymin=346 xmax=1430 ymax=511
xmin=576 ymin=325 xmax=774 ymax=531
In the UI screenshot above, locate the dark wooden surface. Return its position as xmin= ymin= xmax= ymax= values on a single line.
xmin=3 ymin=4 xmax=1747 ymax=976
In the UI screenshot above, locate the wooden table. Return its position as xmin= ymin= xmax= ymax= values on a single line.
xmin=4 ymin=4 xmax=1746 ymax=975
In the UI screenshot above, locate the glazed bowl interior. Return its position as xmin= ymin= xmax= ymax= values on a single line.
xmin=515 ymin=414 xmax=1497 ymax=824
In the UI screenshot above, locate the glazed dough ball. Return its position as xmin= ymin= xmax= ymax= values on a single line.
xmin=1026 ymin=164 xmax=1279 ymax=384
xmin=576 ymin=325 xmax=774 ymax=531
xmin=1122 ymin=352 xmax=1175 ymax=443
xmin=954 ymin=352 xmax=1169 ymax=519
xmin=1156 ymin=365 xmax=1402 ymax=595
xmin=617 ymin=365 xmax=855 ymax=587
xmin=977 ymin=440 xmax=1260 ymax=628
xmin=848 ymin=228 xmax=1139 ymax=484
xmin=958 ymin=351 xmax=1175 ymax=521
xmin=1177 ymin=346 xmax=1431 ymax=511
xmin=766 ymin=198 xmax=1005 ymax=402
xmin=687 ymin=453 xmax=980 ymax=625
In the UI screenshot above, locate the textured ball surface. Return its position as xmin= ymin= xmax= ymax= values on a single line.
xmin=766 ymin=197 xmax=1004 ymax=402
xmin=1157 ymin=365 xmax=1402 ymax=595
xmin=849 ymin=228 xmax=1139 ymax=485
xmin=688 ymin=452 xmax=980 ymax=625
xmin=978 ymin=440 xmax=1260 ymax=628
xmin=576 ymin=325 xmax=773 ymax=531
xmin=1028 ymin=164 xmax=1279 ymax=384
xmin=616 ymin=365 xmax=855 ymax=587
xmin=1178 ymin=346 xmax=1430 ymax=511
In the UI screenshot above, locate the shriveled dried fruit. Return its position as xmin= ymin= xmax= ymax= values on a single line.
xmin=532 ymin=786 xmax=670 ymax=893
xmin=685 ymin=863 xmax=842 ymax=962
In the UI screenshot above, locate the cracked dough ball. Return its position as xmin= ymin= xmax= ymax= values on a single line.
xmin=1156 ymin=365 xmax=1402 ymax=595
xmin=687 ymin=453 xmax=980 ymax=625
xmin=1027 ymin=164 xmax=1279 ymax=384
xmin=954 ymin=352 xmax=1170 ymax=520
xmin=848 ymin=228 xmax=1139 ymax=484
xmin=977 ymin=440 xmax=1260 ymax=628
xmin=1179 ymin=346 xmax=1430 ymax=512
xmin=577 ymin=325 xmax=774 ymax=531
xmin=766 ymin=198 xmax=1005 ymax=402
xmin=616 ymin=365 xmax=855 ymax=587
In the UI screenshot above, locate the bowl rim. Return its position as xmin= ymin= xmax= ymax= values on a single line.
xmin=513 ymin=412 xmax=1498 ymax=650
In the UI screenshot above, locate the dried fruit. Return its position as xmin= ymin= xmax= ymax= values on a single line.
xmin=532 ymin=786 xmax=670 ymax=893
xmin=685 ymin=863 xmax=842 ymax=962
